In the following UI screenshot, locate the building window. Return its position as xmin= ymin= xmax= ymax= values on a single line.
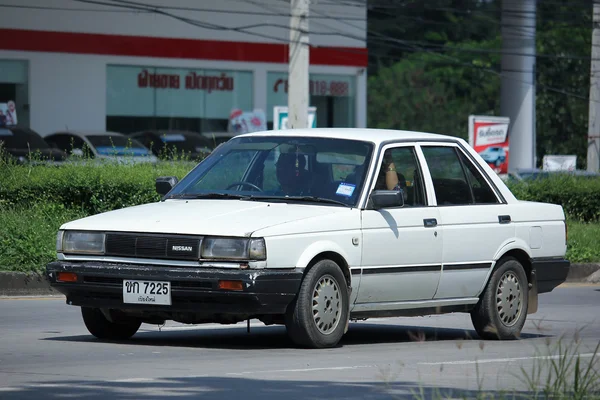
xmin=266 ymin=72 xmax=356 ymax=129
xmin=0 ymin=60 xmax=29 ymax=128
xmin=106 ymin=65 xmax=253 ymax=134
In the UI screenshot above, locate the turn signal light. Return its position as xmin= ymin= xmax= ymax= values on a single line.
xmin=57 ymin=272 xmax=78 ymax=282
xmin=218 ymin=280 xmax=244 ymax=291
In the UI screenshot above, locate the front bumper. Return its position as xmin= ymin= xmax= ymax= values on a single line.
xmin=45 ymin=261 xmax=303 ymax=315
xmin=532 ymin=258 xmax=571 ymax=293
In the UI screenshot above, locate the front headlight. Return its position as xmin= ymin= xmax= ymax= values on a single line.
xmin=201 ymin=237 xmax=266 ymax=261
xmin=59 ymin=230 xmax=106 ymax=254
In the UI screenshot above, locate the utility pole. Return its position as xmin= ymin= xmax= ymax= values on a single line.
xmin=588 ymin=1 xmax=600 ymax=172
xmin=500 ymin=0 xmax=536 ymax=171
xmin=288 ymin=0 xmax=309 ymax=129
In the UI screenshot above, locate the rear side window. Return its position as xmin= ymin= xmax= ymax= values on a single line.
xmin=421 ymin=146 xmax=472 ymax=205
xmin=458 ymin=151 xmax=499 ymax=204
xmin=422 ymin=146 xmax=499 ymax=205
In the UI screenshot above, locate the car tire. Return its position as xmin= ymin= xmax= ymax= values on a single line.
xmin=285 ymin=259 xmax=349 ymax=349
xmin=81 ymin=307 xmax=141 ymax=340
xmin=470 ymin=257 xmax=529 ymax=340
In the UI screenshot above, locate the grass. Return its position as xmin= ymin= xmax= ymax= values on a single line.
xmin=566 ymin=220 xmax=600 ymax=263
xmin=0 ymin=202 xmax=87 ymax=273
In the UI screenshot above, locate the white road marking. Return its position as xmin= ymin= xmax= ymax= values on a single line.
xmin=112 ymin=377 xmax=161 ymax=383
xmin=419 ymin=353 xmax=598 ymax=366
xmin=225 ymin=365 xmax=376 ymax=376
xmin=106 ymin=365 xmax=376 ymax=383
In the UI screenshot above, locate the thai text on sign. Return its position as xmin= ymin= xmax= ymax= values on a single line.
xmin=138 ymin=70 xmax=234 ymax=93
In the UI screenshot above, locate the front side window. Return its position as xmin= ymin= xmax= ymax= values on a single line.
xmin=373 ymin=146 xmax=426 ymax=206
xmin=168 ymin=136 xmax=374 ymax=207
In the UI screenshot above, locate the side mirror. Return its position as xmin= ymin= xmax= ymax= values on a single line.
xmin=156 ymin=176 xmax=178 ymax=196
xmin=370 ymin=190 xmax=404 ymax=210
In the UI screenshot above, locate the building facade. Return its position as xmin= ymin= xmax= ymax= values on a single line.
xmin=0 ymin=0 xmax=367 ymax=136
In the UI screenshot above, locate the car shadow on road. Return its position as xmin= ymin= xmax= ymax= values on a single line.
xmin=0 ymin=375 xmax=535 ymax=400
xmin=42 ymin=322 xmax=548 ymax=350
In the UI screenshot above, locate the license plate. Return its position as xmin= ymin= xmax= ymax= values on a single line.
xmin=123 ymin=280 xmax=171 ymax=305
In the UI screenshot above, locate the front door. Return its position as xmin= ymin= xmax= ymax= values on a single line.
xmin=357 ymin=144 xmax=443 ymax=304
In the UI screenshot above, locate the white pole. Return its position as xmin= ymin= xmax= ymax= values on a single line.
xmin=500 ymin=0 xmax=536 ymax=171
xmin=587 ymin=2 xmax=600 ymax=172
xmin=288 ymin=0 xmax=309 ymax=129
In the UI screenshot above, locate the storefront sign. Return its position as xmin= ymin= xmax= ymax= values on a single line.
xmin=0 ymin=100 xmax=17 ymax=126
xmin=273 ymin=78 xmax=350 ymax=97
xmin=137 ymin=69 xmax=234 ymax=93
xmin=229 ymin=109 xmax=267 ymax=134
xmin=273 ymin=106 xmax=316 ymax=130
xmin=108 ymin=65 xmax=252 ymax=119
xmin=468 ymin=115 xmax=510 ymax=174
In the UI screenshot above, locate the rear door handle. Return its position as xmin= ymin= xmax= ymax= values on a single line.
xmin=498 ymin=215 xmax=511 ymax=224
xmin=424 ymin=218 xmax=437 ymax=228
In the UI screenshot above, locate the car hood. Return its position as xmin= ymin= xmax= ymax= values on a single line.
xmin=61 ymin=199 xmax=349 ymax=237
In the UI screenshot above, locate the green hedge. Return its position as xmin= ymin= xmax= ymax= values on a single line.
xmin=1 ymin=161 xmax=599 ymax=222
xmin=506 ymin=176 xmax=600 ymax=223
xmin=0 ymin=161 xmax=194 ymax=214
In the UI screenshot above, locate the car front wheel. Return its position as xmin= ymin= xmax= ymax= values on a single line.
xmin=285 ymin=259 xmax=349 ymax=348
xmin=81 ymin=307 xmax=141 ymax=340
xmin=470 ymin=257 xmax=529 ymax=340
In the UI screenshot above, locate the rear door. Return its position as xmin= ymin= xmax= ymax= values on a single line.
xmin=419 ymin=143 xmax=515 ymax=299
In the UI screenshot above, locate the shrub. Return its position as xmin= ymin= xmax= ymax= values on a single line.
xmin=0 ymin=160 xmax=194 ymax=215
xmin=507 ymin=176 xmax=600 ymax=223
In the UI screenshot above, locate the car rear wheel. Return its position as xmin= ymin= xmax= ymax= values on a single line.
xmin=81 ymin=307 xmax=141 ymax=340
xmin=470 ymin=257 xmax=529 ymax=340
xmin=285 ymin=259 xmax=349 ymax=348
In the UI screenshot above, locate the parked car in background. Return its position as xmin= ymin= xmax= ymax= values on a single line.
xmin=0 ymin=126 xmax=66 ymax=163
xmin=45 ymin=130 xmax=157 ymax=164
xmin=47 ymin=128 xmax=569 ymax=349
xmin=128 ymin=130 xmax=213 ymax=161
xmin=201 ymin=131 xmax=238 ymax=147
xmin=478 ymin=146 xmax=507 ymax=167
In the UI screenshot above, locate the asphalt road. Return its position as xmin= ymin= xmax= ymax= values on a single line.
xmin=0 ymin=284 xmax=598 ymax=400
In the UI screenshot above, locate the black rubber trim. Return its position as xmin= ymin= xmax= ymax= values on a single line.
xmin=350 ymin=268 xmax=362 ymax=275
xmin=443 ymin=263 xmax=492 ymax=271
xmin=362 ymin=265 xmax=442 ymax=275
xmin=532 ymin=258 xmax=570 ymax=294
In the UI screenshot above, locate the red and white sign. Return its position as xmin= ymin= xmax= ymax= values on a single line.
xmin=468 ymin=115 xmax=510 ymax=174
xmin=229 ymin=109 xmax=267 ymax=134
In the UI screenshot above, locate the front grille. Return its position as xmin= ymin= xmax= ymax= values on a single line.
xmin=105 ymin=233 xmax=202 ymax=261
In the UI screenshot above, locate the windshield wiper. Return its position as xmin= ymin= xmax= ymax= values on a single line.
xmin=276 ymin=196 xmax=350 ymax=207
xmin=168 ymin=193 xmax=252 ymax=200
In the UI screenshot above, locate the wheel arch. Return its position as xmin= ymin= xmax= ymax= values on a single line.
xmin=478 ymin=240 xmax=537 ymax=314
xmin=295 ymin=241 xmax=353 ymax=290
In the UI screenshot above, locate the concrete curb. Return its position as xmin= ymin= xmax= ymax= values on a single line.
xmin=1 ymin=263 xmax=599 ymax=297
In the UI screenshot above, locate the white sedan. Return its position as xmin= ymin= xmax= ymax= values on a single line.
xmin=46 ymin=128 xmax=570 ymax=348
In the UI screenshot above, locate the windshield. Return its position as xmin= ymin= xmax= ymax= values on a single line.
xmin=0 ymin=128 xmax=50 ymax=150
xmin=87 ymin=135 xmax=152 ymax=156
xmin=167 ymin=136 xmax=374 ymax=207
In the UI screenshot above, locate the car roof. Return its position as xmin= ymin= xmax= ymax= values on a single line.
xmin=236 ymin=128 xmax=455 ymax=145
xmin=48 ymin=130 xmax=125 ymax=137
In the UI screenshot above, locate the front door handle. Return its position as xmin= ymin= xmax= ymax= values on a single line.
xmin=424 ymin=218 xmax=437 ymax=228
xmin=498 ymin=215 xmax=511 ymax=224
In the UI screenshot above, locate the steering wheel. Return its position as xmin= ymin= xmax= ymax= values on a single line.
xmin=225 ymin=181 xmax=264 ymax=192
